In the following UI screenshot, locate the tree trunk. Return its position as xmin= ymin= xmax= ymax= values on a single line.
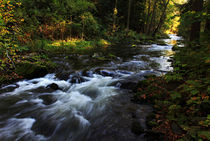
xmin=82 ymin=19 xmax=85 ymax=40
xmin=113 ymin=0 xmax=118 ymax=32
xmin=70 ymin=16 xmax=72 ymax=40
xmin=204 ymin=2 xmax=210 ymax=33
xmin=144 ymin=0 xmax=151 ymax=33
xmin=189 ymin=0 xmax=203 ymax=41
xmin=147 ymin=0 xmax=158 ymax=35
xmin=152 ymin=0 xmax=170 ymax=36
xmin=126 ymin=0 xmax=132 ymax=30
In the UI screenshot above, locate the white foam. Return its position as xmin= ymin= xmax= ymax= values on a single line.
xmin=1 ymin=84 xmax=17 ymax=90
xmin=15 ymin=100 xmax=28 ymax=104
xmin=73 ymin=110 xmax=91 ymax=127
xmin=2 ymin=74 xmax=71 ymax=96
xmin=30 ymin=98 xmax=43 ymax=103
xmin=0 ymin=118 xmax=35 ymax=140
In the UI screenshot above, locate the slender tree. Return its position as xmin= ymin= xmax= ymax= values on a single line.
xmin=144 ymin=0 xmax=151 ymax=33
xmin=204 ymin=1 xmax=210 ymax=34
xmin=189 ymin=0 xmax=204 ymax=41
xmin=126 ymin=0 xmax=132 ymax=30
xmin=147 ymin=0 xmax=158 ymax=35
xmin=113 ymin=0 xmax=118 ymax=32
xmin=152 ymin=0 xmax=170 ymax=36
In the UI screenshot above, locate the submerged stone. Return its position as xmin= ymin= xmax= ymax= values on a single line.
xmin=46 ymin=83 xmax=60 ymax=90
xmin=39 ymin=94 xmax=57 ymax=105
xmin=70 ymin=75 xmax=85 ymax=83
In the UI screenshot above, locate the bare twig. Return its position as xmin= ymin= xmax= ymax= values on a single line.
xmin=6 ymin=50 xmax=16 ymax=69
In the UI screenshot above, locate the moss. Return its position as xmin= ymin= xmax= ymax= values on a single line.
xmin=15 ymin=62 xmax=48 ymax=79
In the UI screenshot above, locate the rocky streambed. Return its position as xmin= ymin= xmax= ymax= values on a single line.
xmin=0 ymin=34 xmax=183 ymax=141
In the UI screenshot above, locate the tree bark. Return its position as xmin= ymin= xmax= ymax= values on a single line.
xmin=147 ymin=0 xmax=158 ymax=35
xmin=144 ymin=0 xmax=151 ymax=33
xmin=152 ymin=0 xmax=170 ymax=36
xmin=126 ymin=0 xmax=132 ymax=30
xmin=189 ymin=0 xmax=203 ymax=41
xmin=113 ymin=0 xmax=118 ymax=32
xmin=204 ymin=2 xmax=210 ymax=33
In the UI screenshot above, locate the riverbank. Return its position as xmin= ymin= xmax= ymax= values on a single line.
xmin=134 ymin=42 xmax=210 ymax=140
xmin=0 ymin=33 xmax=168 ymax=86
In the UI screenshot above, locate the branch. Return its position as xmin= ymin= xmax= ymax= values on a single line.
xmin=6 ymin=50 xmax=16 ymax=69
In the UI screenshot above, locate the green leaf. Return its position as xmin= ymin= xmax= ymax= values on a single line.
xmin=207 ymin=115 xmax=210 ymax=120
xmin=171 ymin=92 xmax=182 ymax=100
xmin=191 ymin=90 xmax=199 ymax=95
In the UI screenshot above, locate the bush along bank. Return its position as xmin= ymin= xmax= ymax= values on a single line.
xmin=133 ymin=43 xmax=210 ymax=141
xmin=0 ymin=52 xmax=57 ymax=86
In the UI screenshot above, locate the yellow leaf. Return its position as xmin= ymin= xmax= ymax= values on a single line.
xmin=205 ymin=59 xmax=210 ymax=63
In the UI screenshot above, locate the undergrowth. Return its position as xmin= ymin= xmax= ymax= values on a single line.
xmin=134 ymin=43 xmax=210 ymax=141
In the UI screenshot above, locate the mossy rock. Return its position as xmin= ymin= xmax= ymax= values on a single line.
xmin=15 ymin=62 xmax=48 ymax=79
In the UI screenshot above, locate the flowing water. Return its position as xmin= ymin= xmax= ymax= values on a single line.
xmin=0 ymin=34 xmax=182 ymax=141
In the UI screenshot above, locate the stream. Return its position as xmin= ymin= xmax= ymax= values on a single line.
xmin=0 ymin=34 xmax=182 ymax=141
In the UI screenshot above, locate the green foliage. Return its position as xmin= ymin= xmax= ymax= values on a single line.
xmin=178 ymin=1 xmax=210 ymax=41
xmin=0 ymin=0 xmax=23 ymax=71
xmin=80 ymin=12 xmax=101 ymax=39
xmin=16 ymin=0 xmax=96 ymax=40
xmin=134 ymin=35 xmax=210 ymax=139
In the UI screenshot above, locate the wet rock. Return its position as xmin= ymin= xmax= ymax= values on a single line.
xmin=78 ymin=55 xmax=90 ymax=60
xmin=16 ymin=62 xmax=48 ymax=79
xmin=70 ymin=75 xmax=85 ymax=83
xmin=81 ymin=59 xmax=89 ymax=64
xmin=116 ymin=70 xmax=133 ymax=75
xmin=118 ymin=61 xmax=148 ymax=71
xmin=68 ymin=54 xmax=79 ymax=60
xmin=56 ymin=72 xmax=72 ymax=81
xmin=131 ymin=121 xmax=144 ymax=135
xmin=100 ymin=70 xmax=115 ymax=77
xmin=32 ymin=119 xmax=56 ymax=137
xmin=31 ymin=86 xmax=54 ymax=93
xmin=39 ymin=94 xmax=57 ymax=105
xmin=82 ymin=70 xmax=93 ymax=77
xmin=0 ymin=84 xmax=19 ymax=94
xmin=95 ymin=69 xmax=115 ymax=77
xmin=118 ymin=73 xmax=145 ymax=90
xmin=92 ymin=53 xmax=101 ymax=58
xmin=46 ymin=83 xmax=60 ymax=90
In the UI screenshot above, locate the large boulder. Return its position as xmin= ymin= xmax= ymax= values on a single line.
xmin=46 ymin=83 xmax=60 ymax=90
xmin=39 ymin=94 xmax=57 ymax=105
xmin=70 ymin=75 xmax=86 ymax=83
